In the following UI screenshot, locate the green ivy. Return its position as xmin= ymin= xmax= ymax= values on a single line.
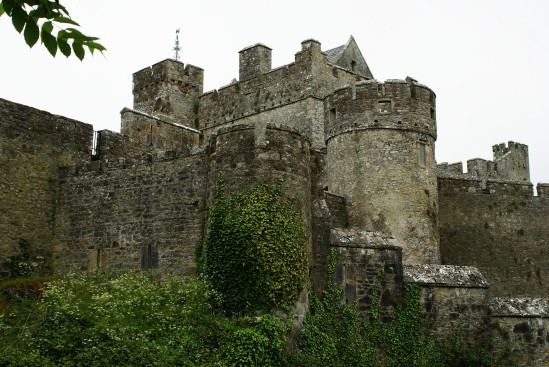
xmin=219 ymin=314 xmax=287 ymax=366
xmin=292 ymin=248 xmax=508 ymax=367
xmin=203 ymin=177 xmax=308 ymax=315
xmin=8 ymin=238 xmax=50 ymax=279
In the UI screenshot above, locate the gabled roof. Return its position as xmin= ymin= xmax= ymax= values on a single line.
xmin=324 ymin=45 xmax=345 ymax=63
xmin=323 ymin=36 xmax=373 ymax=79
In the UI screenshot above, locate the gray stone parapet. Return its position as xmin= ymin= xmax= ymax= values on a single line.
xmin=330 ymin=228 xmax=400 ymax=249
xmin=490 ymin=298 xmax=549 ymax=317
xmin=325 ymin=78 xmax=437 ymax=142
xmin=404 ymin=264 xmax=489 ymax=288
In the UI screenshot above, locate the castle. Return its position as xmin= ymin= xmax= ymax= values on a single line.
xmin=1 ymin=37 xmax=548 ymax=365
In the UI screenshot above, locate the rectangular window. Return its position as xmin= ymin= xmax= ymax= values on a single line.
xmin=329 ymin=108 xmax=337 ymax=122
xmin=430 ymin=107 xmax=436 ymax=120
xmin=419 ymin=142 xmax=427 ymax=167
xmin=378 ymin=100 xmax=391 ymax=113
xmin=89 ymin=248 xmax=103 ymax=271
xmin=141 ymin=244 xmax=159 ymax=270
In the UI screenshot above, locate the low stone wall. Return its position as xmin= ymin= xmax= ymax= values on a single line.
xmin=331 ymin=228 xmax=403 ymax=323
xmin=404 ymin=265 xmax=491 ymax=346
xmin=490 ymin=298 xmax=549 ymax=367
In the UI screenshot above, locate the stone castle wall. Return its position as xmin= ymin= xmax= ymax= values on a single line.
xmin=199 ymin=39 xmax=366 ymax=149
xmin=0 ymin=98 xmax=93 ymax=276
xmin=54 ymin=152 xmax=208 ymax=274
xmin=404 ymin=265 xmax=491 ymax=346
xmin=331 ymin=228 xmax=404 ymax=323
xmin=438 ymin=177 xmax=549 ymax=297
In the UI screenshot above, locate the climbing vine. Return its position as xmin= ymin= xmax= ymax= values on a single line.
xmin=8 ymin=238 xmax=50 ymax=278
xmin=291 ymin=248 xmax=508 ymax=367
xmin=202 ymin=177 xmax=308 ymax=315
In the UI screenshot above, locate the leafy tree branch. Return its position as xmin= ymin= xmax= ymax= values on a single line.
xmin=0 ymin=0 xmax=105 ymax=60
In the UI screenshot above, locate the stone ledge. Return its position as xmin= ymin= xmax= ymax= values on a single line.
xmin=403 ymin=264 xmax=489 ymax=288
xmin=330 ymin=228 xmax=400 ymax=248
xmin=490 ymin=298 xmax=549 ymax=317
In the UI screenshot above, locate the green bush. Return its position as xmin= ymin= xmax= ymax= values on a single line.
xmin=1 ymin=272 xmax=221 ymax=366
xmin=0 ymin=271 xmax=293 ymax=367
xmin=219 ymin=314 xmax=287 ymax=367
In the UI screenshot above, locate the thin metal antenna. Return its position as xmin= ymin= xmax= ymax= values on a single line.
xmin=173 ymin=29 xmax=181 ymax=61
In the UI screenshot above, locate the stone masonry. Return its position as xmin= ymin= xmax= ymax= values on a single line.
xmin=1 ymin=36 xmax=548 ymax=366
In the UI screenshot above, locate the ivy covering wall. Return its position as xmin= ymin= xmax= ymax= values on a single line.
xmin=200 ymin=179 xmax=309 ymax=315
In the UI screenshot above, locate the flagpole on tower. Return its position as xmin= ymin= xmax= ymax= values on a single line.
xmin=173 ymin=29 xmax=181 ymax=61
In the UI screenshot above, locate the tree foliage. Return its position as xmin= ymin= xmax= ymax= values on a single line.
xmin=0 ymin=0 xmax=105 ymax=59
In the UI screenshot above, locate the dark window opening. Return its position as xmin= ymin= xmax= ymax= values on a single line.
xmin=351 ymin=60 xmax=357 ymax=72
xmin=91 ymin=131 xmax=101 ymax=161
xmin=89 ymin=248 xmax=103 ymax=270
xmin=430 ymin=107 xmax=436 ymax=120
xmin=419 ymin=142 xmax=427 ymax=167
xmin=378 ymin=100 xmax=391 ymax=113
xmin=141 ymin=244 xmax=159 ymax=270
xmin=329 ymin=108 xmax=337 ymax=122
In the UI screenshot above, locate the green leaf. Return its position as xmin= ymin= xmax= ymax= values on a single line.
xmin=29 ymin=5 xmax=48 ymax=19
xmin=42 ymin=20 xmax=53 ymax=33
xmin=0 ymin=3 xmax=5 ymax=17
xmin=86 ymin=41 xmax=106 ymax=53
xmin=72 ymin=41 xmax=85 ymax=61
xmin=53 ymin=16 xmax=79 ymax=26
xmin=65 ymin=27 xmax=84 ymax=38
xmin=2 ymin=0 xmax=14 ymax=15
xmin=11 ymin=4 xmax=28 ymax=33
xmin=57 ymin=29 xmax=66 ymax=40
xmin=41 ymin=25 xmax=57 ymax=57
xmin=50 ymin=0 xmax=69 ymax=16
xmin=23 ymin=18 xmax=40 ymax=47
xmin=57 ymin=38 xmax=71 ymax=57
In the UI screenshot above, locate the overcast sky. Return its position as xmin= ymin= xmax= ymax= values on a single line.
xmin=1 ymin=0 xmax=547 ymax=187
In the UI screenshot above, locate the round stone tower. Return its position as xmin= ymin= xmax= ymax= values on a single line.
xmin=325 ymin=78 xmax=439 ymax=264
xmin=207 ymin=123 xmax=312 ymax=232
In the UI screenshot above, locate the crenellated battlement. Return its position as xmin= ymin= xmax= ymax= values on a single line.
xmin=438 ymin=176 xmax=536 ymax=199
xmin=325 ymin=77 xmax=436 ymax=141
xmin=133 ymin=59 xmax=204 ymax=125
xmin=132 ymin=59 xmax=204 ymax=94
xmin=493 ymin=141 xmax=528 ymax=159
xmin=438 ymin=141 xmax=530 ymax=183
xmin=198 ymin=38 xmax=371 ymax=149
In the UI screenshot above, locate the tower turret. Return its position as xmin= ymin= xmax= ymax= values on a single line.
xmin=238 ymin=44 xmax=272 ymax=81
xmin=132 ymin=59 xmax=203 ymax=126
xmin=325 ymin=78 xmax=439 ymax=264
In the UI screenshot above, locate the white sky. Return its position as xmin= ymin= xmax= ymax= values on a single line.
xmin=1 ymin=0 xmax=548 ymax=187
